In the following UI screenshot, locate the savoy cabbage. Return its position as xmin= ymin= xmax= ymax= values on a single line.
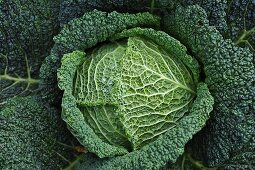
xmin=57 ymin=16 xmax=214 ymax=160
xmin=0 ymin=0 xmax=254 ymax=170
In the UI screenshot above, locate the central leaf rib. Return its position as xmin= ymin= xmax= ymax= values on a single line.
xmin=133 ymin=63 xmax=195 ymax=94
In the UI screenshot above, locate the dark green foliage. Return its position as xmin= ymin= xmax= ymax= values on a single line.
xmin=174 ymin=137 xmax=255 ymax=170
xmin=217 ymin=136 xmax=255 ymax=170
xmin=162 ymin=4 xmax=255 ymax=167
xmin=155 ymin=0 xmax=228 ymax=33
xmin=59 ymin=0 xmax=151 ymax=27
xmin=0 ymin=96 xmax=75 ymax=170
xmin=155 ymin=0 xmax=255 ymax=50
xmin=0 ymin=0 xmax=60 ymax=104
xmin=225 ymin=0 xmax=255 ymax=49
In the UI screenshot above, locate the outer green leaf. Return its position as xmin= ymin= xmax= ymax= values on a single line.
xmin=155 ymin=0 xmax=255 ymax=50
xmin=0 ymin=96 xmax=75 ymax=169
xmin=0 ymin=0 xmax=59 ymax=105
xmin=225 ymin=0 xmax=255 ymax=49
xmin=59 ymin=0 xmax=152 ymax=27
xmin=173 ymin=136 xmax=255 ymax=170
xmin=154 ymin=0 xmax=228 ymax=33
xmin=218 ymin=136 xmax=255 ymax=170
xmin=163 ymin=5 xmax=255 ymax=167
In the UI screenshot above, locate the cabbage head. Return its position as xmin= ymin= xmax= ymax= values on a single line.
xmin=75 ymin=35 xmax=196 ymax=149
xmin=57 ymin=10 xmax=213 ymax=163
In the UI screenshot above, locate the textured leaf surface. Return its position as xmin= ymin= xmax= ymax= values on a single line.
xmin=59 ymin=0 xmax=151 ymax=27
xmin=154 ymin=0 xmax=228 ymax=33
xmin=225 ymin=0 xmax=255 ymax=49
xmin=0 ymin=96 xmax=75 ymax=170
xmin=119 ymin=37 xmax=195 ymax=149
xmin=74 ymin=41 xmax=126 ymax=105
xmin=155 ymin=0 xmax=255 ymax=51
xmin=173 ymin=136 xmax=255 ymax=170
xmin=75 ymin=43 xmax=130 ymax=149
xmin=218 ymin=136 xmax=255 ymax=170
xmin=163 ymin=5 xmax=255 ymax=167
xmin=0 ymin=0 xmax=59 ymax=105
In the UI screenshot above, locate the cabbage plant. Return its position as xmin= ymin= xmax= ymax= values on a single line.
xmin=1 ymin=1 xmax=255 ymax=169
xmin=57 ymin=10 xmax=214 ymax=162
